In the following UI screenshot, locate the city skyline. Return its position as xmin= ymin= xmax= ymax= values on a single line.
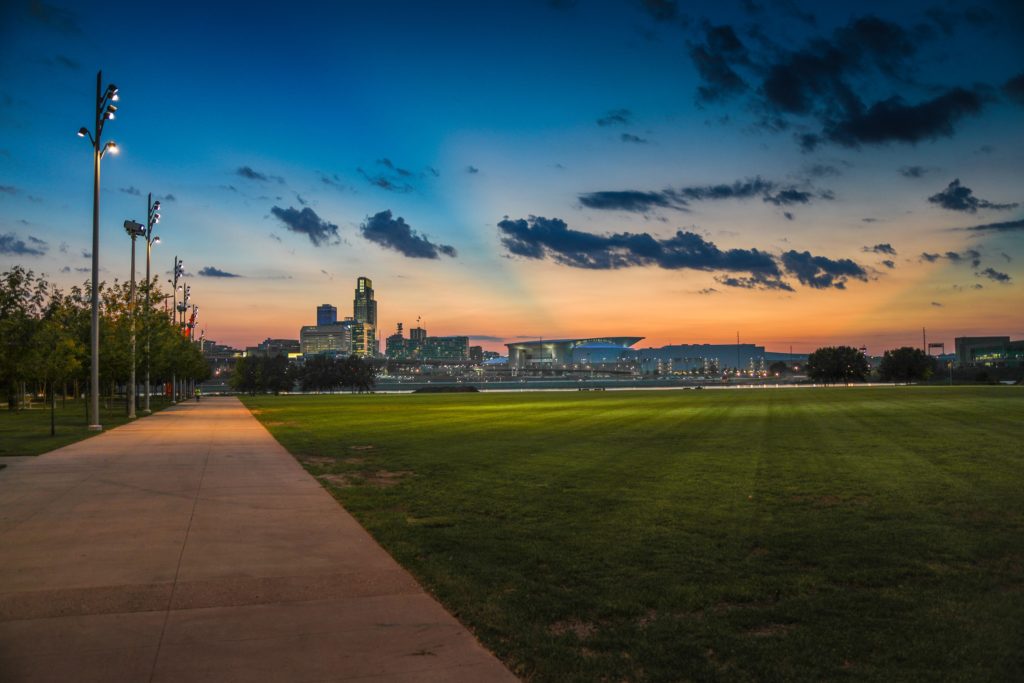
xmin=2 ymin=1 xmax=1022 ymax=354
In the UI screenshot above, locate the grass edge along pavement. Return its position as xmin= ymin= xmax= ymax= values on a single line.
xmin=0 ymin=397 xmax=173 ymax=458
xmin=243 ymin=386 xmax=1024 ymax=682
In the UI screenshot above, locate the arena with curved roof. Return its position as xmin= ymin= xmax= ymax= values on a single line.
xmin=506 ymin=337 xmax=643 ymax=369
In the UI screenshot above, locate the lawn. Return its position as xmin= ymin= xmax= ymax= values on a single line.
xmin=243 ymin=387 xmax=1024 ymax=682
xmin=0 ymin=397 xmax=172 ymax=457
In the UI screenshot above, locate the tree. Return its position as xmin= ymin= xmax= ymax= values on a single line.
xmin=0 ymin=267 xmax=49 ymax=409
xmin=340 ymin=355 xmax=377 ymax=393
xmin=878 ymin=347 xmax=934 ymax=382
xmin=768 ymin=360 xmax=789 ymax=376
xmin=806 ymin=346 xmax=869 ymax=384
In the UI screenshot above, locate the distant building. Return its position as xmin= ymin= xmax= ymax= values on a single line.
xmin=316 ymin=304 xmax=337 ymax=326
xmin=635 ymin=343 xmax=766 ymax=373
xmin=469 ymin=345 xmax=484 ymax=364
xmin=301 ymin=323 xmax=353 ymax=356
xmin=353 ymin=276 xmax=377 ymax=327
xmin=956 ymin=336 xmax=1024 ymax=367
xmin=386 ymin=323 xmax=469 ymax=362
xmin=247 ymin=338 xmax=300 ymax=358
xmin=506 ymin=337 xmax=643 ymax=369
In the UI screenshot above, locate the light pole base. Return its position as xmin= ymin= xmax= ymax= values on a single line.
xmin=88 ymin=424 xmax=103 ymax=432
xmin=142 ymin=409 xmax=152 ymax=415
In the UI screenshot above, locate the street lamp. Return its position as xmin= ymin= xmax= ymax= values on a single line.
xmin=79 ymin=71 xmax=119 ymax=431
xmin=123 ymin=219 xmax=146 ymax=419
xmin=142 ymin=195 xmax=161 ymax=414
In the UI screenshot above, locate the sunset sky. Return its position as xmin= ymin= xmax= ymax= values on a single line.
xmin=2 ymin=0 xmax=1022 ymax=354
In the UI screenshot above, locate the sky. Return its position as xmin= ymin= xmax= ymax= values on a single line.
xmin=1 ymin=0 xmax=1022 ymax=354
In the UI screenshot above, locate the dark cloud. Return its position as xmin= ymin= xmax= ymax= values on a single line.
xmin=120 ymin=186 xmax=141 ymax=196
xmin=881 ymin=259 xmax=896 ymax=269
xmin=928 ymin=179 xmax=1018 ymax=213
xmin=466 ymin=165 xmax=480 ymax=174
xmin=270 ymin=206 xmax=340 ymax=247
xmin=975 ymin=144 xmax=994 ymax=154
xmin=295 ymin=193 xmax=308 ymax=206
xmin=691 ymin=15 xmax=986 ymax=150
xmin=763 ymin=188 xmax=813 ymax=206
xmin=825 ymin=88 xmax=984 ymax=148
xmin=198 ymin=266 xmax=242 ymax=278
xmin=377 ymin=158 xmax=414 ymax=177
xmin=360 ymin=210 xmax=456 ymax=259
xmin=620 ymin=133 xmax=648 ymax=144
xmin=268 ymin=233 xmax=282 ymax=242
xmin=784 ymin=212 xmax=794 ymax=221
xmin=596 ymin=109 xmax=632 ymax=126
xmin=26 ymin=0 xmax=81 ymax=34
xmin=639 ymin=0 xmax=681 ymax=23
xmin=497 ymin=215 xmax=797 ymax=290
xmin=931 ymin=301 xmax=943 ymax=307
xmin=0 ymin=185 xmax=18 ymax=194
xmin=780 ymin=250 xmax=868 ymax=289
xmin=862 ymin=217 xmax=879 ymax=223
xmin=957 ymin=217 xmax=1024 ymax=233
xmin=899 ymin=165 xmax=931 ymax=178
xmin=467 ymin=335 xmax=506 ymax=342
xmin=678 ymin=177 xmax=776 ymax=201
xmin=60 ymin=266 xmax=70 ymax=273
xmin=579 ymin=176 xmax=826 ymax=213
xmin=804 ymin=163 xmax=842 ymax=178
xmin=579 ymin=190 xmax=681 ymax=212
xmin=319 ymin=173 xmax=348 ymax=191
xmin=697 ymin=287 xmax=719 ymax=295
xmin=920 ymin=249 xmax=981 ymax=267
xmin=0 ymin=233 xmax=47 ymax=256
xmin=1004 ymin=72 xmax=1024 ymax=105
xmin=979 ymin=267 xmax=1011 ymax=283
xmin=237 ymin=166 xmax=284 ymax=184
xmin=715 ymin=274 xmax=794 ymax=291
xmin=163 ymin=193 xmax=176 ymax=202
xmin=864 ymin=243 xmax=897 ymax=255
xmin=690 ymin=25 xmax=749 ymax=103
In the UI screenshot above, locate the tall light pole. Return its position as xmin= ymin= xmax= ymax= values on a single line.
xmin=171 ymin=257 xmax=184 ymax=402
xmin=123 ymin=219 xmax=146 ymax=419
xmin=143 ymin=195 xmax=161 ymax=414
xmin=78 ymin=70 xmax=119 ymax=431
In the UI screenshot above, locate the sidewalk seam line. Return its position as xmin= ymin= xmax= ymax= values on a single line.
xmin=147 ymin=406 xmax=212 ymax=683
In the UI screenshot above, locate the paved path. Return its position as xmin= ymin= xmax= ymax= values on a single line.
xmin=0 ymin=397 xmax=516 ymax=682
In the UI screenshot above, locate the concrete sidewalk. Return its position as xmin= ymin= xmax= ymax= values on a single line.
xmin=0 ymin=397 xmax=516 ymax=682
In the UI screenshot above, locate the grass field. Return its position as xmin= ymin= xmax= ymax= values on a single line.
xmin=0 ymin=397 xmax=172 ymax=457
xmin=243 ymin=387 xmax=1024 ymax=681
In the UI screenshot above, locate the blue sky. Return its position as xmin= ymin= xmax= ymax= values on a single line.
xmin=2 ymin=0 xmax=1022 ymax=351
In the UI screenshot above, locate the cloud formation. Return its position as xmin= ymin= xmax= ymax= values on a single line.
xmin=620 ymin=133 xmax=648 ymax=144
xmin=360 ymin=210 xmax=456 ymax=259
xmin=920 ymin=249 xmax=981 ymax=267
xmin=863 ymin=243 xmax=897 ymax=255
xmin=0 ymin=233 xmax=47 ymax=256
xmin=957 ymin=217 xmax=1024 ymax=233
xmin=597 ymin=109 xmax=632 ymax=126
xmin=1004 ymin=72 xmax=1024 ymax=106
xmin=237 ymin=166 xmax=284 ymax=183
xmin=198 ymin=266 xmax=242 ymax=278
xmin=270 ymin=206 xmax=340 ymax=247
xmin=579 ymin=176 xmax=825 ymax=213
xmin=928 ymin=179 xmax=1018 ymax=213
xmin=689 ymin=16 xmax=987 ymax=150
xmin=780 ymin=250 xmax=868 ymax=289
xmin=497 ymin=215 xmax=866 ymax=291
xmin=899 ymin=165 xmax=931 ymax=179
xmin=979 ymin=267 xmax=1011 ymax=283
xmin=120 ymin=186 xmax=141 ymax=196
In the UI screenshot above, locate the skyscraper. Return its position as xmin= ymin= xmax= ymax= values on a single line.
xmin=317 ymin=304 xmax=337 ymax=326
xmin=353 ymin=276 xmax=376 ymax=326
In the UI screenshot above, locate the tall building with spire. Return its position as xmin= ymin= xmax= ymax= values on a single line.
xmin=353 ymin=276 xmax=376 ymax=326
xmin=352 ymin=276 xmax=377 ymax=356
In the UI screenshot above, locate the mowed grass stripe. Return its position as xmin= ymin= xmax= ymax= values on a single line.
xmin=243 ymin=387 xmax=1024 ymax=681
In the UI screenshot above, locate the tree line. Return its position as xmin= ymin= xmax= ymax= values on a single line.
xmin=0 ymin=266 xmax=208 ymax=419
xmin=804 ymin=345 xmax=935 ymax=384
xmin=230 ymin=353 xmax=377 ymax=395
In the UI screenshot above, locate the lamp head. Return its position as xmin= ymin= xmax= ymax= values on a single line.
xmin=77 ymin=127 xmax=88 ymax=137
